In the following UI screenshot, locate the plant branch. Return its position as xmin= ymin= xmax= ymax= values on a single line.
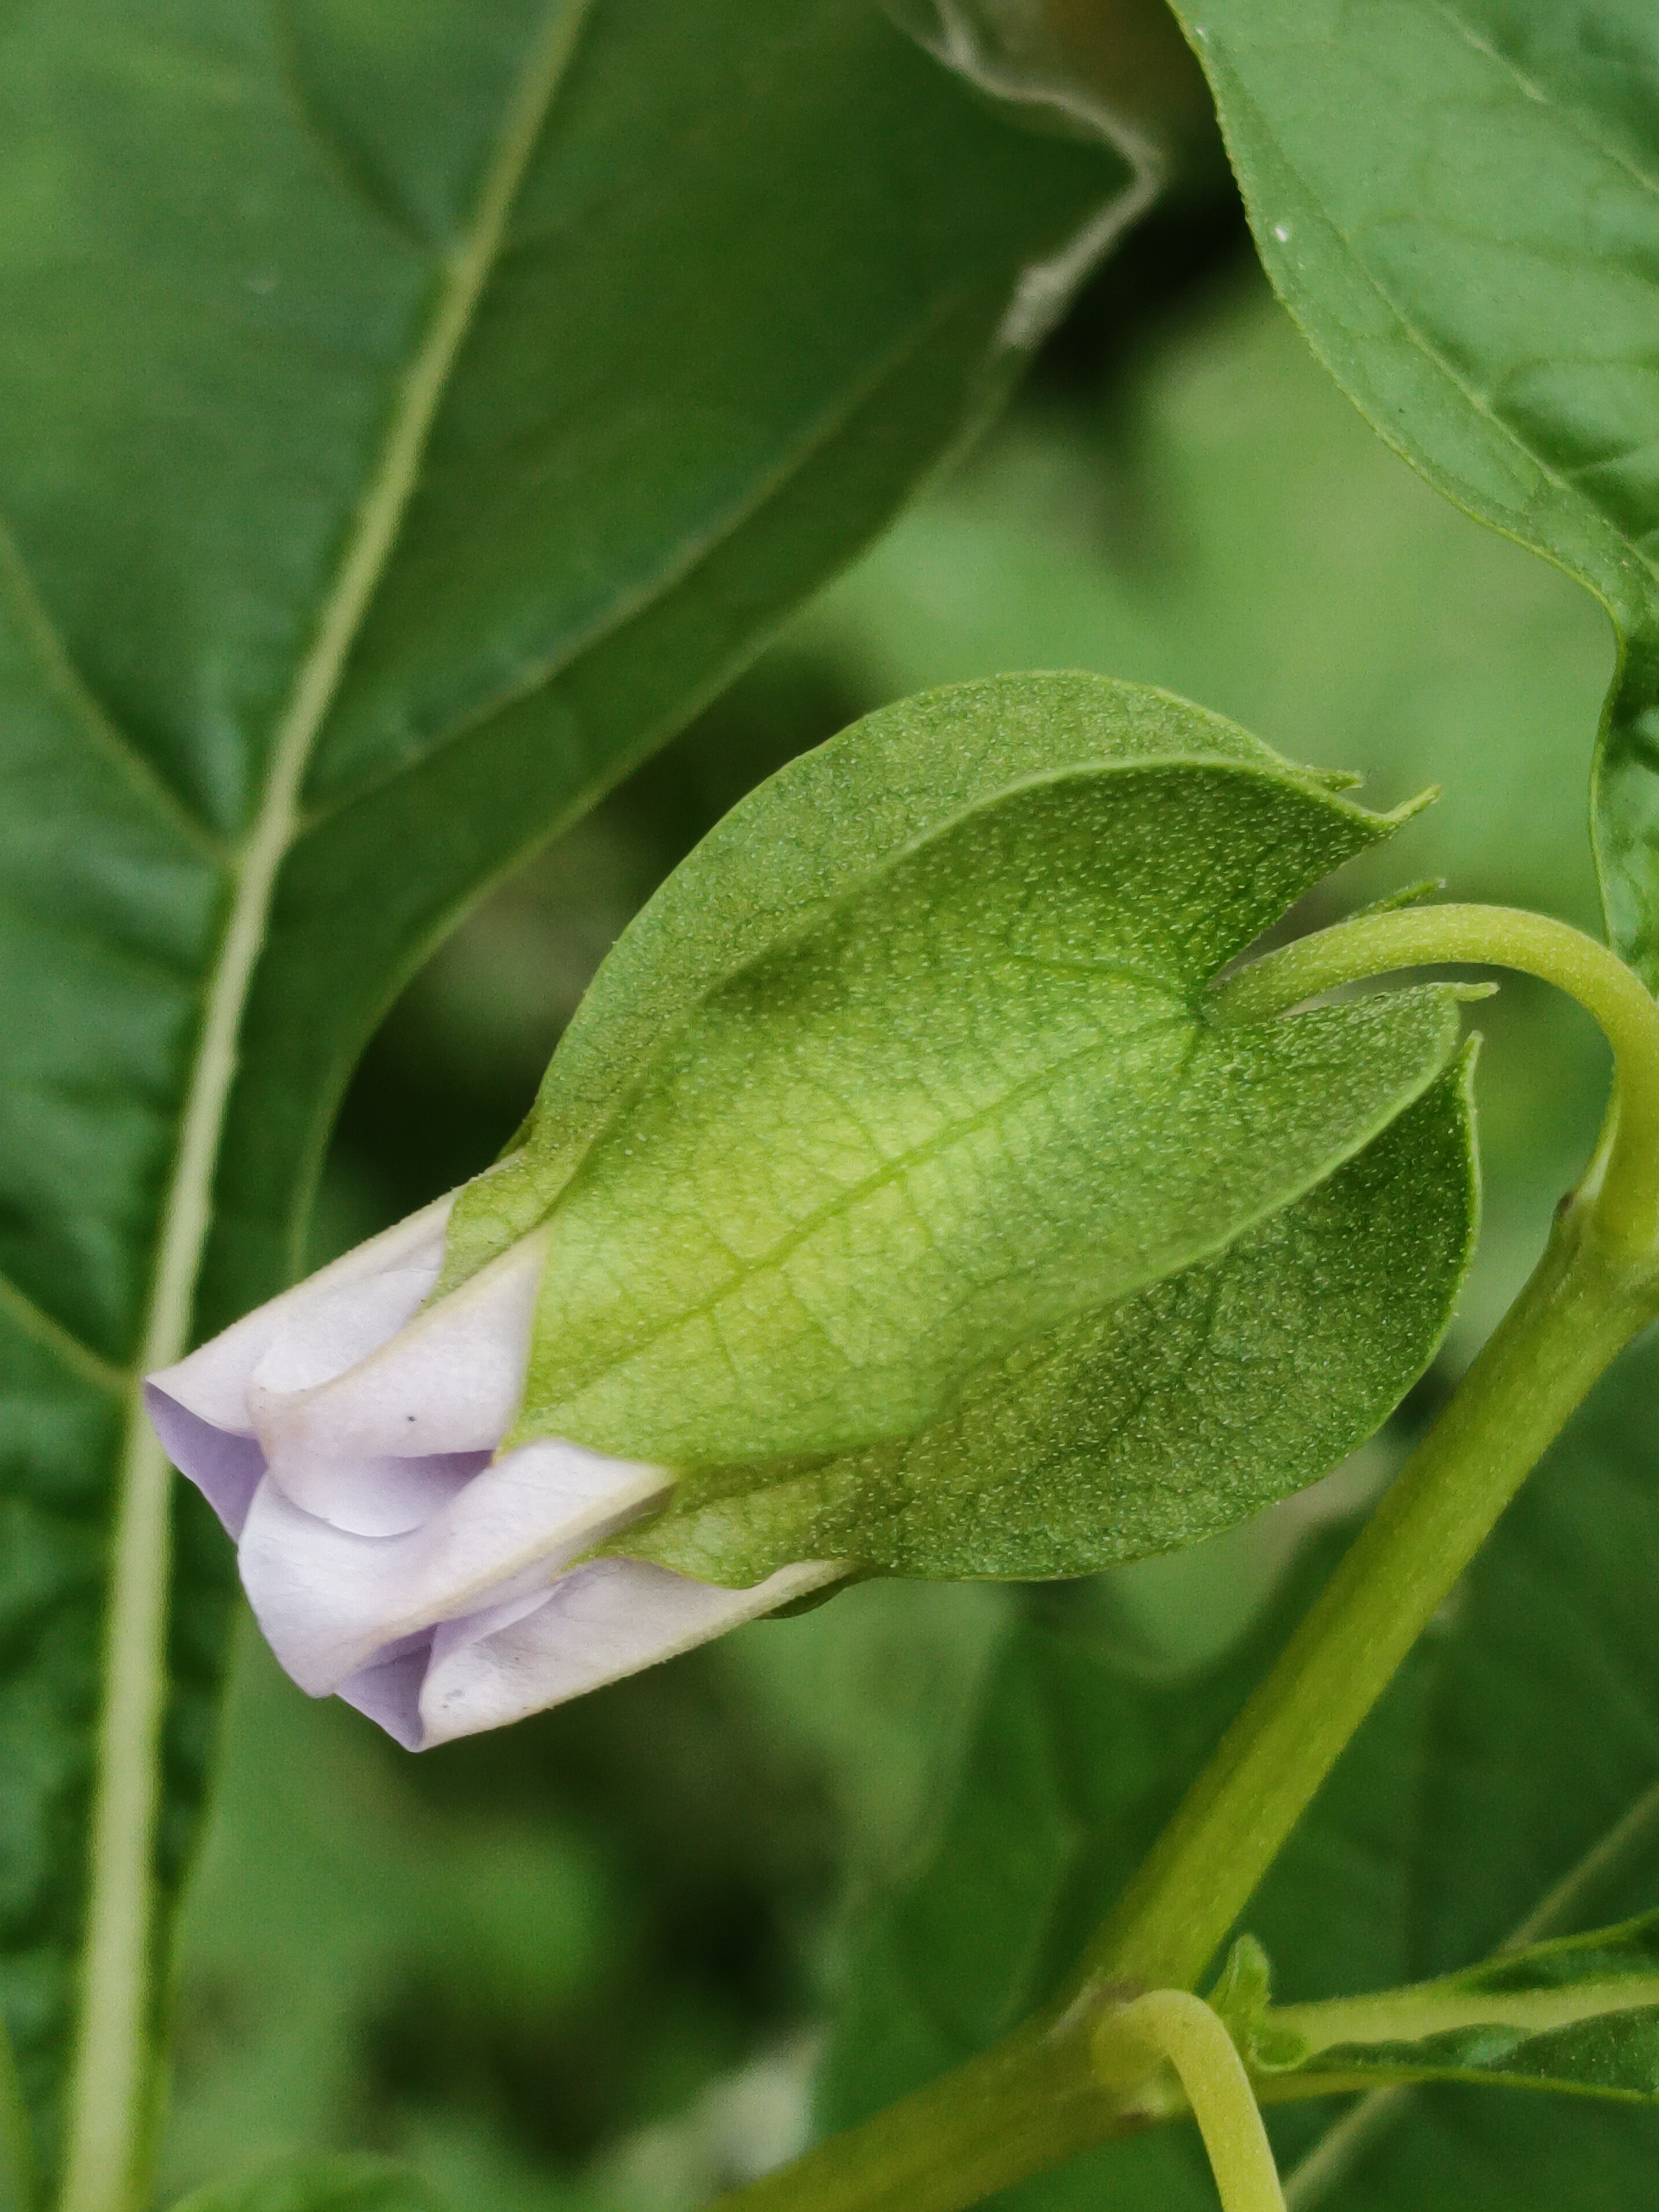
xmin=704 ymin=2006 xmax=1117 ymax=2212
xmin=1101 ymin=1991 xmax=1286 ymax=2212
xmin=1209 ymin=904 xmax=1659 ymax=1255
xmin=1084 ymin=1176 xmax=1655 ymax=1994
xmin=1087 ymin=903 xmax=1659 ymax=1995
xmin=712 ymin=901 xmax=1659 ymax=2212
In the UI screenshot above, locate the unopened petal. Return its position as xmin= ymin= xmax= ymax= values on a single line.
xmin=143 ymin=1386 xmax=267 ymax=1538
xmin=149 ymin=1194 xmax=453 ymax=1434
xmin=238 ymin=1436 xmax=668 ymax=1695
xmin=416 ymin=1557 xmax=842 ymax=1748
xmin=251 ymin=1227 xmax=548 ymax=1530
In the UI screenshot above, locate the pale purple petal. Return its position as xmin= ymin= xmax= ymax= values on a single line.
xmin=336 ymin=1632 xmax=436 ymax=1752
xmin=251 ymin=1229 xmax=548 ymax=1530
xmin=416 ymin=1558 xmax=841 ymax=1748
xmin=149 ymin=1194 xmax=452 ymax=1432
xmin=143 ymin=1386 xmax=267 ymax=1538
xmin=144 ymin=1190 xmax=841 ymax=1751
xmin=238 ymin=1437 xmax=669 ymax=1694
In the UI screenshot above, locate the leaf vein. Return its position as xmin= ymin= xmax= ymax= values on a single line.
xmin=56 ymin=4 xmax=602 ymax=2199
xmin=293 ymin=285 xmax=970 ymax=837
xmin=1431 ymin=2 xmax=1659 ymax=203
xmin=0 ymin=511 xmax=223 ymax=860
xmin=0 ymin=1271 xmax=128 ymax=1396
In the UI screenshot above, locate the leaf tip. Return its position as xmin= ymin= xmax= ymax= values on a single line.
xmin=1350 ymin=877 xmax=1446 ymax=920
xmin=1385 ymin=784 xmax=1442 ymax=827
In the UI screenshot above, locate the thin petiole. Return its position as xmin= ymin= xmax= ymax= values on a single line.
xmin=1099 ymin=1991 xmax=1285 ymax=2212
xmin=1091 ymin=900 xmax=1659 ymax=1995
xmin=1209 ymin=903 xmax=1659 ymax=1257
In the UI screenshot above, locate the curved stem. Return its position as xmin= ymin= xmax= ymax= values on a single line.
xmin=1100 ymin=1993 xmax=1285 ymax=2212
xmin=1209 ymin=904 xmax=1659 ymax=1256
xmin=1087 ymin=1170 xmax=1655 ymax=1993
xmin=1088 ymin=902 xmax=1659 ymax=1995
xmin=710 ymin=901 xmax=1659 ymax=2212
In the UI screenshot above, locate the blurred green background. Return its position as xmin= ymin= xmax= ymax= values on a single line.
xmin=156 ymin=178 xmax=1618 ymax=2208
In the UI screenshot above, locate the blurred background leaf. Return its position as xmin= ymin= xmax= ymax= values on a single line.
xmin=155 ymin=125 xmax=1633 ymax=2211
xmin=0 ymin=0 xmax=1132 ymax=2186
xmin=817 ymin=1324 xmax=1659 ymax=2209
xmin=168 ymin=2156 xmax=449 ymax=2212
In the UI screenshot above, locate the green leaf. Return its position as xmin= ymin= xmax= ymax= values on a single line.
xmin=1161 ymin=0 xmax=1659 ymax=984
xmin=619 ymin=1049 xmax=1477 ymax=1582
xmin=1260 ymin=1912 xmax=1659 ymax=2104
xmin=0 ymin=2 xmax=1128 ymax=2187
xmin=167 ymin=2157 xmax=447 ymax=2212
xmin=817 ymin=1329 xmax=1659 ymax=2207
xmin=474 ymin=675 xmax=1471 ymax=1572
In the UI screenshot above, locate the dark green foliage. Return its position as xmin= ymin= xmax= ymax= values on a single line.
xmin=168 ymin=2157 xmax=447 ymax=2212
xmin=1166 ymin=0 xmax=1659 ymax=988
xmin=820 ymin=1329 xmax=1659 ymax=2205
xmin=0 ymin=0 xmax=1127 ymax=2177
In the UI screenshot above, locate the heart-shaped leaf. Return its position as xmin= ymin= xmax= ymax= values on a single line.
xmin=459 ymin=674 xmax=1479 ymax=1578
xmin=1163 ymin=0 xmax=1659 ymax=984
xmin=0 ymin=4 xmax=1128 ymax=2189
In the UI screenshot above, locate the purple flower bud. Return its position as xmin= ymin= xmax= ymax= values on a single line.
xmin=146 ymin=1197 xmax=834 ymax=1748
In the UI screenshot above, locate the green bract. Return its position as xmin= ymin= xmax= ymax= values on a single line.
xmin=442 ymin=673 xmax=1479 ymax=1582
xmin=1165 ymin=0 xmax=1659 ymax=988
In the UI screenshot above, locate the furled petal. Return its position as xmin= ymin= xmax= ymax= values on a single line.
xmin=250 ymin=1227 xmax=550 ymax=1527
xmin=355 ymin=1558 xmax=842 ymax=1751
xmin=144 ymin=1394 xmax=267 ymax=1539
xmin=145 ymin=1192 xmax=458 ymax=1539
xmin=146 ymin=1198 xmax=842 ymax=1750
xmin=150 ymin=1193 xmax=453 ymax=1434
xmin=238 ymin=1436 xmax=669 ymax=1694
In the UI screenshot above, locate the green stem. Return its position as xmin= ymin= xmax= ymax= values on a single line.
xmin=1210 ymin=904 xmax=1659 ymax=1255
xmin=1083 ymin=1195 xmax=1650 ymax=1991
xmin=706 ymin=2007 xmax=1115 ymax=2212
xmin=712 ymin=901 xmax=1659 ymax=2212
xmin=1090 ymin=905 xmax=1659 ymax=1992
xmin=1100 ymin=1993 xmax=1285 ymax=2212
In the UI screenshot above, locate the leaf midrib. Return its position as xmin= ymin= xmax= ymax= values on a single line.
xmin=53 ymin=6 xmax=599 ymax=2204
xmin=1276 ymin=1968 xmax=1659 ymax=2063
xmin=292 ymin=281 xmax=971 ymax=837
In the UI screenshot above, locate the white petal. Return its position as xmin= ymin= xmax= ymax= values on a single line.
xmin=148 ymin=1193 xmax=453 ymax=1432
xmin=251 ymin=1226 xmax=548 ymax=1531
xmin=335 ymin=1633 xmax=436 ymax=1753
xmin=238 ymin=1436 xmax=668 ymax=1695
xmin=416 ymin=1557 xmax=842 ymax=1748
xmin=256 ymin=1449 xmax=490 ymax=1541
xmin=249 ymin=1268 xmax=441 ymax=1400
xmin=143 ymin=1384 xmax=267 ymax=1537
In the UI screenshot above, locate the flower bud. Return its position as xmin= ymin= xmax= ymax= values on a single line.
xmin=145 ymin=1194 xmax=834 ymax=1749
